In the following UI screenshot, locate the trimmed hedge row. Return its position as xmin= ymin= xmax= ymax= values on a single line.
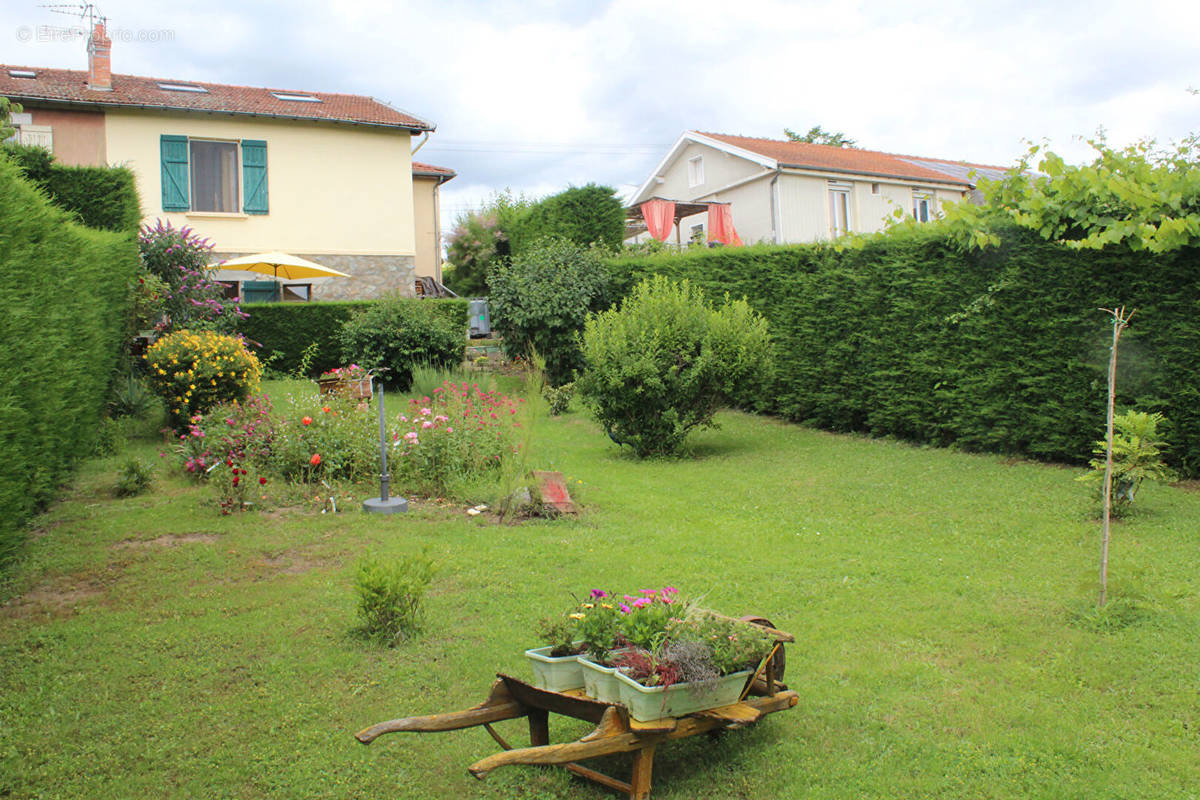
xmin=238 ymin=297 xmax=470 ymax=377
xmin=605 ymin=226 xmax=1200 ymax=476
xmin=0 ymin=156 xmax=140 ymax=564
xmin=2 ymin=143 xmax=141 ymax=232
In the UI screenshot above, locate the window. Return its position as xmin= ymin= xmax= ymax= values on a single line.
xmin=688 ymin=155 xmax=704 ymax=187
xmin=158 ymin=82 xmax=208 ymax=93
xmin=912 ymin=190 xmax=933 ymax=222
xmin=271 ymin=92 xmax=321 ymax=103
xmin=160 ymin=135 xmax=268 ymax=214
xmin=871 ymin=182 xmax=880 ymax=195
xmin=828 ymin=181 xmax=852 ymax=236
xmin=190 ymin=140 xmax=239 ymax=212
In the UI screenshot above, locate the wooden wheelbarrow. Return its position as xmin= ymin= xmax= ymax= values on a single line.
xmin=355 ymin=617 xmax=796 ymax=800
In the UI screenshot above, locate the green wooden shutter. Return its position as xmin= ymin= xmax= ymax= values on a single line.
xmin=241 ymin=139 xmax=268 ymax=214
xmin=160 ymin=134 xmax=189 ymax=211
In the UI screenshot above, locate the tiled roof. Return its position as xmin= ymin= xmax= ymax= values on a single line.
xmin=697 ymin=132 xmax=1005 ymax=187
xmin=0 ymin=65 xmax=433 ymax=131
xmin=412 ymin=161 xmax=456 ymax=180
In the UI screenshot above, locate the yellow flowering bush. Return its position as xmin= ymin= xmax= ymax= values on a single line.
xmin=145 ymin=329 xmax=261 ymax=429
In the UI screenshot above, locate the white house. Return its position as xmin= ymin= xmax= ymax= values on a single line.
xmin=627 ymin=131 xmax=1010 ymax=246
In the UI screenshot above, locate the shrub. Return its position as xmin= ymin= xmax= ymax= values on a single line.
xmin=391 ymin=380 xmax=522 ymax=498
xmin=519 ymin=184 xmax=625 ymax=253
xmin=113 ymin=458 xmax=153 ymax=498
xmin=0 ymin=155 xmax=139 ymax=566
xmin=2 ymin=143 xmax=140 ymax=232
xmin=339 ymin=294 xmax=465 ymax=390
xmin=145 ymin=330 xmax=262 ymax=430
xmin=172 ymin=394 xmax=274 ymax=478
xmin=543 ymin=381 xmax=575 ymax=415
xmin=1077 ymin=410 xmax=1177 ymax=514
xmin=488 ymin=237 xmax=612 ymax=385
xmin=139 ymin=221 xmax=244 ymax=333
xmin=578 ymin=276 xmax=772 ymax=457
xmin=354 ymin=554 xmax=436 ymax=646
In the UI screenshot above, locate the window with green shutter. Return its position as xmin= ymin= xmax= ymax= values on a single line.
xmin=160 ymin=134 xmax=189 ymax=211
xmin=159 ymin=135 xmax=269 ymax=215
xmin=241 ymin=140 xmax=269 ymax=214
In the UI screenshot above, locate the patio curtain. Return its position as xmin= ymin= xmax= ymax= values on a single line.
xmin=707 ymin=203 xmax=743 ymax=246
xmin=641 ymin=198 xmax=676 ymax=242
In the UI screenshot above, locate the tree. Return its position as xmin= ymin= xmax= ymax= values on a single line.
xmin=783 ymin=125 xmax=857 ymax=148
xmin=0 ymin=97 xmax=22 ymax=141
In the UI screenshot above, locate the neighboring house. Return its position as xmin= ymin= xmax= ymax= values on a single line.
xmin=0 ymin=22 xmax=454 ymax=301
xmin=627 ymin=131 xmax=1010 ymax=245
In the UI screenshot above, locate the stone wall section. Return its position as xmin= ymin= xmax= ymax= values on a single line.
xmin=214 ymin=252 xmax=415 ymax=300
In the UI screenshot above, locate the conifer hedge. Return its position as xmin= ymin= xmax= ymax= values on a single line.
xmin=0 ymin=156 xmax=139 ymax=564
xmin=606 ymin=227 xmax=1200 ymax=476
xmin=238 ymin=298 xmax=470 ymax=377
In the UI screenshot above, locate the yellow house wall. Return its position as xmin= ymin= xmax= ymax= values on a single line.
xmin=103 ymin=110 xmax=415 ymax=255
xmin=412 ymin=175 xmax=442 ymax=279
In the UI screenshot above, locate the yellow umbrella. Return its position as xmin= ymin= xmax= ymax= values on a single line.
xmin=216 ymin=252 xmax=351 ymax=302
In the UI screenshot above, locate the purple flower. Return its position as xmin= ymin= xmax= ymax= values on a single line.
xmin=619 ymin=603 xmax=631 ymax=614
xmin=632 ymin=597 xmax=651 ymax=608
xmin=589 ymin=589 xmax=607 ymax=599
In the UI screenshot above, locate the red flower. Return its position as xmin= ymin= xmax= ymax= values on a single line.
xmin=322 ymin=406 xmax=331 ymax=413
xmin=310 ymin=453 xmax=321 ymax=466
xmin=232 ymin=476 xmax=240 ymax=486
xmin=302 ymin=416 xmax=313 ymax=426
xmin=259 ymin=476 xmax=267 ymax=485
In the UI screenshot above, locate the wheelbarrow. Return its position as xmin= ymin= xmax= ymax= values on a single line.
xmin=355 ymin=616 xmax=796 ymax=799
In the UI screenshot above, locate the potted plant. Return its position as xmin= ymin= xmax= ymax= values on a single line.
xmin=525 ymin=617 xmax=586 ymax=692
xmin=316 ymin=364 xmax=373 ymax=400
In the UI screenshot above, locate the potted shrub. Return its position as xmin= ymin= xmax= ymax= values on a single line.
xmin=525 ymin=617 xmax=585 ymax=692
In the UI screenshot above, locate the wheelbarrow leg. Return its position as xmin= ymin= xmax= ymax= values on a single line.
xmin=528 ymin=708 xmax=550 ymax=747
xmin=630 ymin=742 xmax=656 ymax=800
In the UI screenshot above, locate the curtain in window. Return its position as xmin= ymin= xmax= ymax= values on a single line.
xmin=641 ymin=198 xmax=675 ymax=242
xmin=706 ymin=203 xmax=743 ymax=246
xmin=190 ymin=141 xmax=239 ymax=212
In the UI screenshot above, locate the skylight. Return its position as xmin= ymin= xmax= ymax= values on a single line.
xmin=270 ymin=92 xmax=321 ymax=103
xmin=9 ymin=70 xmax=36 ymax=79
xmin=158 ymin=82 xmax=208 ymax=93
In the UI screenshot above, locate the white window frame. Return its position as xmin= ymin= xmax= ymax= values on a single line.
xmin=688 ymin=155 xmax=704 ymax=188
xmin=188 ymin=138 xmax=241 ymax=214
xmin=912 ymin=190 xmax=934 ymax=222
xmin=828 ymin=181 xmax=852 ymax=237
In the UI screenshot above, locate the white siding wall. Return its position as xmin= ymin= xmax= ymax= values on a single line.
xmin=777 ymin=174 xmax=830 ymax=242
xmin=654 ymin=141 xmax=766 ymax=201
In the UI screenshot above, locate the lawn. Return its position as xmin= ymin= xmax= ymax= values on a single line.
xmin=2 ymin=380 xmax=1198 ymax=799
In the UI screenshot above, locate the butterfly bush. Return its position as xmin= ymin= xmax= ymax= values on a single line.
xmin=391 ymin=380 xmax=524 ymax=497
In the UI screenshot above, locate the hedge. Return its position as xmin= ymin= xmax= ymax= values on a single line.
xmin=605 ymin=226 xmax=1200 ymax=476
xmin=238 ymin=297 xmax=469 ymax=377
xmin=2 ymin=143 xmax=141 ymax=232
xmin=0 ymin=156 xmax=140 ymax=565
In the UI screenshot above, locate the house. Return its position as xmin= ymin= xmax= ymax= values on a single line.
xmin=627 ymin=131 xmax=1010 ymax=246
xmin=0 ymin=22 xmax=454 ymax=300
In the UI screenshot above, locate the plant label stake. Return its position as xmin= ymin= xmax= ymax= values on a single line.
xmin=363 ymin=382 xmax=407 ymax=514
xmin=1098 ymin=305 xmax=1134 ymax=607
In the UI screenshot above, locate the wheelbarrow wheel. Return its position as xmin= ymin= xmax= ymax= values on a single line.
xmin=740 ymin=615 xmax=786 ymax=681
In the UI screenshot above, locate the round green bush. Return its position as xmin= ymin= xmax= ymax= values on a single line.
xmin=488 ymin=236 xmax=611 ymax=385
xmin=577 ymin=275 xmax=772 ymax=457
xmin=338 ymin=294 xmax=465 ymax=390
xmin=144 ymin=329 xmax=262 ymax=430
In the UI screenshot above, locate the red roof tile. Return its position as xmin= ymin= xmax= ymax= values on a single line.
xmin=697 ymin=132 xmax=1002 ymax=187
xmin=0 ymin=65 xmax=433 ymax=131
xmin=412 ymin=161 xmax=456 ymax=180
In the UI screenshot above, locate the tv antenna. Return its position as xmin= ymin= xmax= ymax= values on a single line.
xmin=40 ymin=3 xmax=107 ymax=30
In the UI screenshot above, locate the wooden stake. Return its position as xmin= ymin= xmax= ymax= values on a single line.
xmin=1098 ymin=306 xmax=1134 ymax=608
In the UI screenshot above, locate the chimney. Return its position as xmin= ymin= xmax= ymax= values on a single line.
xmin=87 ymin=22 xmax=112 ymax=91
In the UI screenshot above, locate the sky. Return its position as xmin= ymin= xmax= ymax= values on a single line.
xmin=4 ymin=0 xmax=1198 ymax=239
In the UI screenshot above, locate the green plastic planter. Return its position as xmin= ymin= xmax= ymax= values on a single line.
xmin=524 ymin=645 xmax=584 ymax=692
xmin=614 ymin=669 xmax=754 ymax=721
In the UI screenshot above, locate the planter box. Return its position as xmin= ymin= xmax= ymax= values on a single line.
xmin=614 ymin=669 xmax=754 ymax=722
xmin=317 ymin=375 xmax=373 ymax=400
xmin=524 ymin=645 xmax=584 ymax=692
xmin=578 ymin=656 xmax=623 ymax=704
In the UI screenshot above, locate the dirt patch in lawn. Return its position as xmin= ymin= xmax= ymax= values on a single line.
xmin=245 ymin=549 xmax=340 ymax=580
xmin=113 ymin=532 xmax=219 ymax=549
xmin=0 ymin=572 xmax=112 ymax=620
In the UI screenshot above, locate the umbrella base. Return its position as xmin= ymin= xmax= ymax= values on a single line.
xmin=363 ymin=496 xmax=408 ymax=514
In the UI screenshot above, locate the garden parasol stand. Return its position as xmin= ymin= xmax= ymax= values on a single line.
xmin=363 ymin=381 xmax=407 ymax=514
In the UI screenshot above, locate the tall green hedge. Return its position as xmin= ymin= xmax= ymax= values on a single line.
xmin=238 ymin=297 xmax=469 ymax=377
xmin=2 ymin=143 xmax=141 ymax=232
xmin=0 ymin=156 xmax=139 ymax=565
xmin=606 ymin=226 xmax=1200 ymax=476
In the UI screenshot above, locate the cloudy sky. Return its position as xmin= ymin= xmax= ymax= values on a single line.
xmin=4 ymin=0 xmax=1197 ymax=235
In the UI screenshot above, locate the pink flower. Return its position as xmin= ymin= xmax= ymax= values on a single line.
xmin=420 ymin=407 xmax=432 ymax=416
xmin=404 ymin=431 xmax=419 ymax=441
xmin=421 ymin=420 xmax=433 ymax=429
xmin=446 ymin=427 xmax=453 ymax=433
xmin=632 ymin=597 xmax=652 ymax=608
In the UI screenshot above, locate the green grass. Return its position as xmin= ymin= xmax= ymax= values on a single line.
xmin=2 ymin=387 xmax=1199 ymax=799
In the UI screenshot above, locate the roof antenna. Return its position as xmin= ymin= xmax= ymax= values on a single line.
xmin=40 ymin=2 xmax=107 ymax=31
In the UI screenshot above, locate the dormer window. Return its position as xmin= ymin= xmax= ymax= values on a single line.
xmin=8 ymin=70 xmax=36 ymax=79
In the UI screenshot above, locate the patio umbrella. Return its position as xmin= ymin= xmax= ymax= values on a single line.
xmin=217 ymin=252 xmax=351 ymax=300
